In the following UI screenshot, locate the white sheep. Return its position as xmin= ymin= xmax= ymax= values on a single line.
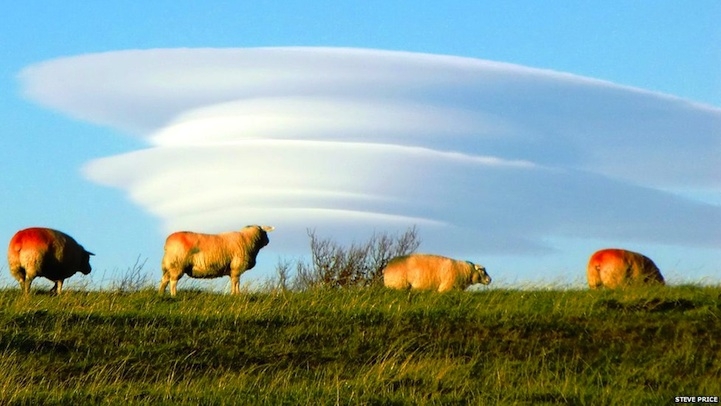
xmin=159 ymin=225 xmax=274 ymax=296
xmin=383 ymin=253 xmax=491 ymax=292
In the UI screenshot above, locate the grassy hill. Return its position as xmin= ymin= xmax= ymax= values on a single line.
xmin=0 ymin=285 xmax=719 ymax=405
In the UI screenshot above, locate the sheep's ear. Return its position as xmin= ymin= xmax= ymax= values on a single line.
xmin=261 ymin=226 xmax=275 ymax=232
xmin=86 ymin=251 xmax=95 ymax=256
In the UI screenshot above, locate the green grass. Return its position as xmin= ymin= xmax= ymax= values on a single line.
xmin=0 ymin=285 xmax=719 ymax=404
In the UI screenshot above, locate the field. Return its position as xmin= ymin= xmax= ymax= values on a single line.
xmin=0 ymin=284 xmax=719 ymax=405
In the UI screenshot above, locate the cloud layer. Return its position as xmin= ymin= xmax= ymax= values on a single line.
xmin=19 ymin=47 xmax=721 ymax=257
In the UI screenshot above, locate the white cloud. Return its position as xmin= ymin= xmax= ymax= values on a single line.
xmin=149 ymin=97 xmax=508 ymax=147
xmin=19 ymin=47 xmax=721 ymax=263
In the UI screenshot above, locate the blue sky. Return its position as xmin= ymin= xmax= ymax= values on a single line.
xmin=1 ymin=1 xmax=719 ymax=290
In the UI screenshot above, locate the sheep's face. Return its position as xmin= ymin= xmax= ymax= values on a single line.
xmin=471 ymin=264 xmax=492 ymax=285
xmin=246 ymin=225 xmax=273 ymax=248
xmin=259 ymin=230 xmax=270 ymax=248
xmin=80 ymin=250 xmax=94 ymax=275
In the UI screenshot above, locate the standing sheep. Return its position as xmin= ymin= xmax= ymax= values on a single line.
xmin=383 ymin=253 xmax=491 ymax=292
xmin=587 ymin=248 xmax=665 ymax=289
xmin=159 ymin=225 xmax=274 ymax=296
xmin=7 ymin=227 xmax=94 ymax=295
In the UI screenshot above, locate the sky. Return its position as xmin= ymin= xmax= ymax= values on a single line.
xmin=1 ymin=1 xmax=719 ymax=291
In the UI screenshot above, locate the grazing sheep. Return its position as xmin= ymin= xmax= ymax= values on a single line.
xmin=7 ymin=227 xmax=94 ymax=295
xmin=587 ymin=248 xmax=665 ymax=289
xmin=159 ymin=225 xmax=274 ymax=296
xmin=383 ymin=253 xmax=491 ymax=292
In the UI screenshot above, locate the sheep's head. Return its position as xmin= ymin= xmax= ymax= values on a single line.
xmin=470 ymin=263 xmax=491 ymax=285
xmin=244 ymin=225 xmax=274 ymax=248
xmin=81 ymin=249 xmax=94 ymax=275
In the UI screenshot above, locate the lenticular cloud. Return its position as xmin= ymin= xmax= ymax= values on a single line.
xmin=19 ymin=47 xmax=721 ymax=255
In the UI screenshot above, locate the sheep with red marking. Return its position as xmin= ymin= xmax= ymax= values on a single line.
xmin=587 ymin=248 xmax=665 ymax=289
xmin=159 ymin=225 xmax=274 ymax=296
xmin=7 ymin=227 xmax=94 ymax=295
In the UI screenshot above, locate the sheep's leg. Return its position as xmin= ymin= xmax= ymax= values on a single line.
xmin=50 ymin=280 xmax=64 ymax=295
xmin=159 ymin=272 xmax=170 ymax=294
xmin=168 ymin=271 xmax=183 ymax=297
xmin=21 ymin=277 xmax=33 ymax=295
xmin=437 ymin=283 xmax=453 ymax=293
xmin=230 ymin=275 xmax=240 ymax=295
xmin=161 ymin=266 xmax=183 ymax=296
xmin=587 ymin=265 xmax=602 ymax=289
xmin=169 ymin=279 xmax=178 ymax=297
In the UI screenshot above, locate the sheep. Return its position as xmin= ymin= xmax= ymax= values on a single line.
xmin=159 ymin=225 xmax=274 ymax=296
xmin=587 ymin=248 xmax=665 ymax=289
xmin=383 ymin=253 xmax=491 ymax=292
xmin=7 ymin=227 xmax=94 ymax=295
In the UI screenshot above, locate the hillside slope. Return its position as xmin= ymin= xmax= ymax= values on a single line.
xmin=0 ymin=286 xmax=719 ymax=404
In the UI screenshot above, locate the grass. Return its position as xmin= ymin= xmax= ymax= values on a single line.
xmin=0 ymin=285 xmax=719 ymax=404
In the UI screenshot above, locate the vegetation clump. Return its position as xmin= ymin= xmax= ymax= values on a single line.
xmin=274 ymin=226 xmax=421 ymax=290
